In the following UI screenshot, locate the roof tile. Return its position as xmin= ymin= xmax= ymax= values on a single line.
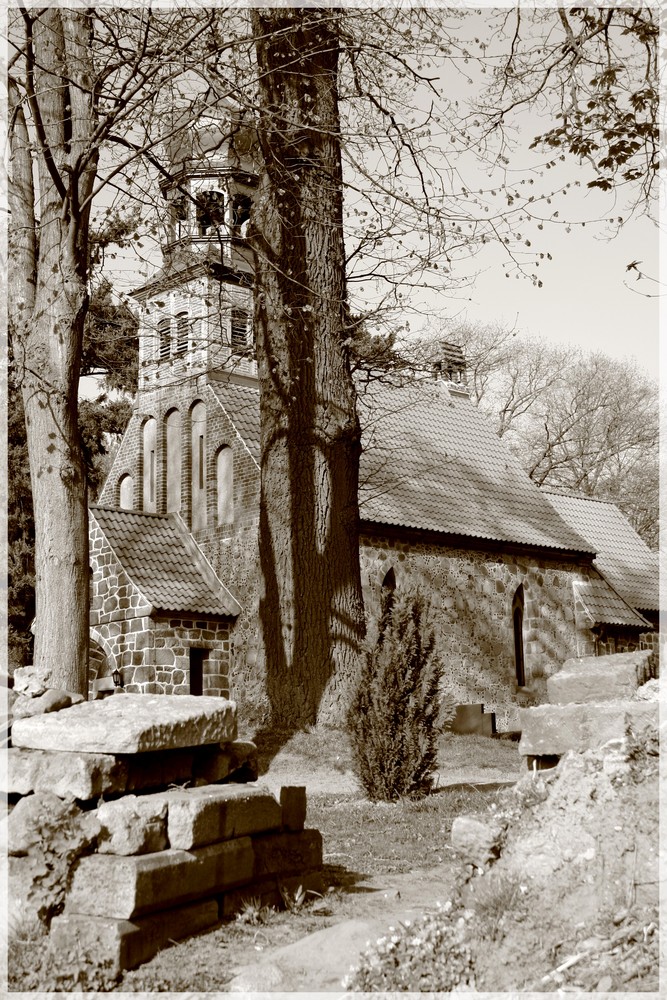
xmin=90 ymin=507 xmax=241 ymax=617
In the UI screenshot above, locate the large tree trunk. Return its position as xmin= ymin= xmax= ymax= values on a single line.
xmin=8 ymin=10 xmax=97 ymax=694
xmin=251 ymin=8 xmax=366 ymax=727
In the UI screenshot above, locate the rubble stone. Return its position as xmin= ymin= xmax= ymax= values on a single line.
xmin=11 ymin=694 xmax=237 ymax=754
xmin=12 ymin=689 xmax=76 ymax=719
xmin=97 ymin=796 xmax=168 ymax=855
xmin=65 ymin=837 xmax=254 ymax=919
xmin=450 ymin=815 xmax=503 ymax=867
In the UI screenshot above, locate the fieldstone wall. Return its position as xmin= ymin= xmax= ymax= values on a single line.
xmin=359 ymin=529 xmax=600 ymax=731
xmin=89 ymin=515 xmax=231 ymax=697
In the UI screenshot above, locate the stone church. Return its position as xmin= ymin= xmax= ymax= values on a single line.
xmin=90 ymin=107 xmax=658 ymax=730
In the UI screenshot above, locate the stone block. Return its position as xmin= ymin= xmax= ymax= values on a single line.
xmin=155 ymin=784 xmax=282 ymax=849
xmin=280 ymin=786 xmax=307 ymax=832
xmin=11 ymin=694 xmax=237 ymax=754
xmin=450 ymin=815 xmax=503 ymax=868
xmin=191 ymin=739 xmax=259 ymax=785
xmin=251 ymin=829 xmax=323 ymax=880
xmin=519 ymin=700 xmax=659 ymax=757
xmin=3 ymin=747 xmax=128 ymax=801
xmin=97 ymin=795 xmax=168 ymax=855
xmin=50 ymin=900 xmax=219 ymax=974
xmin=65 ymin=838 xmax=254 ymax=919
xmin=547 ymin=650 xmax=655 ymax=705
xmin=12 ymin=689 xmax=75 ymax=719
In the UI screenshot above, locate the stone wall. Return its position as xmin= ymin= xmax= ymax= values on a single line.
xmin=359 ymin=528 xmax=599 ymax=731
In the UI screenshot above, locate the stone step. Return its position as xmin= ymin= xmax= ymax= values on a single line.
xmin=518 ymin=700 xmax=658 ymax=758
xmin=10 ymin=694 xmax=237 ymax=754
xmin=66 ymin=838 xmax=254 ymax=919
xmin=546 ymin=650 xmax=655 ymax=705
xmin=151 ymin=784 xmax=283 ymax=850
xmin=51 ymin=899 xmax=219 ymax=974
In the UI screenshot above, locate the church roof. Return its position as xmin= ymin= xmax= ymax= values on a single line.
xmin=542 ymin=490 xmax=659 ymax=612
xmin=90 ymin=506 xmax=241 ymax=617
xmin=357 ymin=379 xmax=594 ymax=554
xmin=573 ymin=579 xmax=651 ymax=629
xmin=208 ymin=378 xmax=261 ymax=465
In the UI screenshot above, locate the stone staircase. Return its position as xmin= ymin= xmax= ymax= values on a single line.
xmin=5 ymin=695 xmax=323 ymax=974
xmin=518 ymin=649 xmax=659 ymax=768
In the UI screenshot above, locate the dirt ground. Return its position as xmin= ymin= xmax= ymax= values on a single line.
xmin=116 ymin=729 xmax=660 ymax=993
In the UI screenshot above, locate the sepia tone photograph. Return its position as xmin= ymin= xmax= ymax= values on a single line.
xmin=4 ymin=4 xmax=659 ymax=995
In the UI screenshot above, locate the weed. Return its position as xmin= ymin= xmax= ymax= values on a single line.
xmin=235 ymin=896 xmax=274 ymax=926
xmin=467 ymin=871 xmax=523 ymax=940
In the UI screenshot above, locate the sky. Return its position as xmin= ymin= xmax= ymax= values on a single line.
xmin=95 ymin=5 xmax=660 ymax=382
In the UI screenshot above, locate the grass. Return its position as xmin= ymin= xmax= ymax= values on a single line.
xmin=309 ymin=784 xmax=498 ymax=877
xmin=250 ymin=724 xmax=522 ymax=780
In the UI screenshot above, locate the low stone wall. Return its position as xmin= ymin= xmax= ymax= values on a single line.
xmin=5 ymin=695 xmax=323 ymax=975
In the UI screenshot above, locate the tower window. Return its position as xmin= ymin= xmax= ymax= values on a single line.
xmin=512 ymin=584 xmax=526 ymax=687
xmin=196 ymin=190 xmax=225 ymax=236
xmin=158 ymin=318 xmax=171 ymax=360
xmin=175 ymin=312 xmax=189 ymax=355
xmin=231 ymin=307 xmax=250 ymax=352
xmin=217 ymin=446 xmax=234 ymax=525
xmin=231 ymin=195 xmax=252 ymax=238
xmin=142 ymin=418 xmax=157 ymax=514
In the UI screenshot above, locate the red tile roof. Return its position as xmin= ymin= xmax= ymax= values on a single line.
xmin=542 ymin=490 xmax=658 ymax=612
xmin=357 ymin=380 xmax=594 ymax=553
xmin=90 ymin=507 xmax=241 ymax=617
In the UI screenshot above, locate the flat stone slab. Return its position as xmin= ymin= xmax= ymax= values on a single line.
xmin=154 ymin=784 xmax=282 ymax=850
xmin=547 ymin=650 xmax=654 ymax=705
xmin=66 ymin=838 xmax=254 ymax=919
xmin=10 ymin=695 xmax=237 ymax=754
xmin=51 ymin=900 xmax=219 ymax=974
xmin=519 ymin=700 xmax=658 ymax=757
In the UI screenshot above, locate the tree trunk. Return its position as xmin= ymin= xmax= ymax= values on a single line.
xmin=251 ymin=8 xmax=366 ymax=727
xmin=8 ymin=10 xmax=97 ymax=693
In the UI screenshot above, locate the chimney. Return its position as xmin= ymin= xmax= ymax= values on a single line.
xmin=432 ymin=342 xmax=468 ymax=389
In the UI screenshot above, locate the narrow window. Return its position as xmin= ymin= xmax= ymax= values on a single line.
xmin=118 ymin=474 xmax=133 ymax=510
xmin=190 ymin=401 xmax=207 ymax=530
xmin=512 ymin=585 xmax=526 ymax=687
xmin=142 ymin=418 xmax=157 ymax=513
xmin=175 ymin=312 xmax=189 ymax=355
xmin=230 ymin=306 xmax=250 ymax=352
xmin=189 ymin=648 xmax=206 ymax=696
xmin=165 ymin=409 xmax=181 ymax=513
xmin=158 ymin=318 xmax=171 ymax=360
xmin=217 ymin=446 xmax=234 ymax=525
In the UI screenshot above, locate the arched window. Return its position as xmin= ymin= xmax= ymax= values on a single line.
xmin=231 ymin=194 xmax=252 ymax=238
xmin=512 ymin=584 xmax=526 ymax=687
xmin=379 ymin=567 xmax=396 ymax=636
xmin=190 ymin=401 xmax=207 ymax=530
xmin=216 ymin=446 xmax=234 ymax=525
xmin=118 ymin=474 xmax=133 ymax=510
xmin=158 ymin=317 xmax=171 ymax=360
xmin=165 ymin=409 xmax=182 ymax=513
xmin=196 ymin=190 xmax=225 ymax=235
xmin=175 ymin=312 xmax=189 ymax=356
xmin=142 ymin=418 xmax=157 ymax=513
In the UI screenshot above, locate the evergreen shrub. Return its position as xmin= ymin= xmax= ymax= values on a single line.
xmin=347 ymin=588 xmax=443 ymax=801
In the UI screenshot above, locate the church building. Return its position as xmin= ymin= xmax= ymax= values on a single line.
xmin=90 ymin=105 xmax=657 ymax=730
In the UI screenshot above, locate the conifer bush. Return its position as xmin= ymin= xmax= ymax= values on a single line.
xmin=347 ymin=588 xmax=444 ymax=801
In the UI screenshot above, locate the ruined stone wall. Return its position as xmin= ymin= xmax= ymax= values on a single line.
xmin=359 ymin=529 xmax=598 ymax=731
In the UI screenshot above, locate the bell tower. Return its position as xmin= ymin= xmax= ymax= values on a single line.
xmin=132 ymin=100 xmax=258 ymax=392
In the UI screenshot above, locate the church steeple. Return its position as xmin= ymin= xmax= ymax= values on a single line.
xmin=132 ymin=100 xmax=258 ymax=392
